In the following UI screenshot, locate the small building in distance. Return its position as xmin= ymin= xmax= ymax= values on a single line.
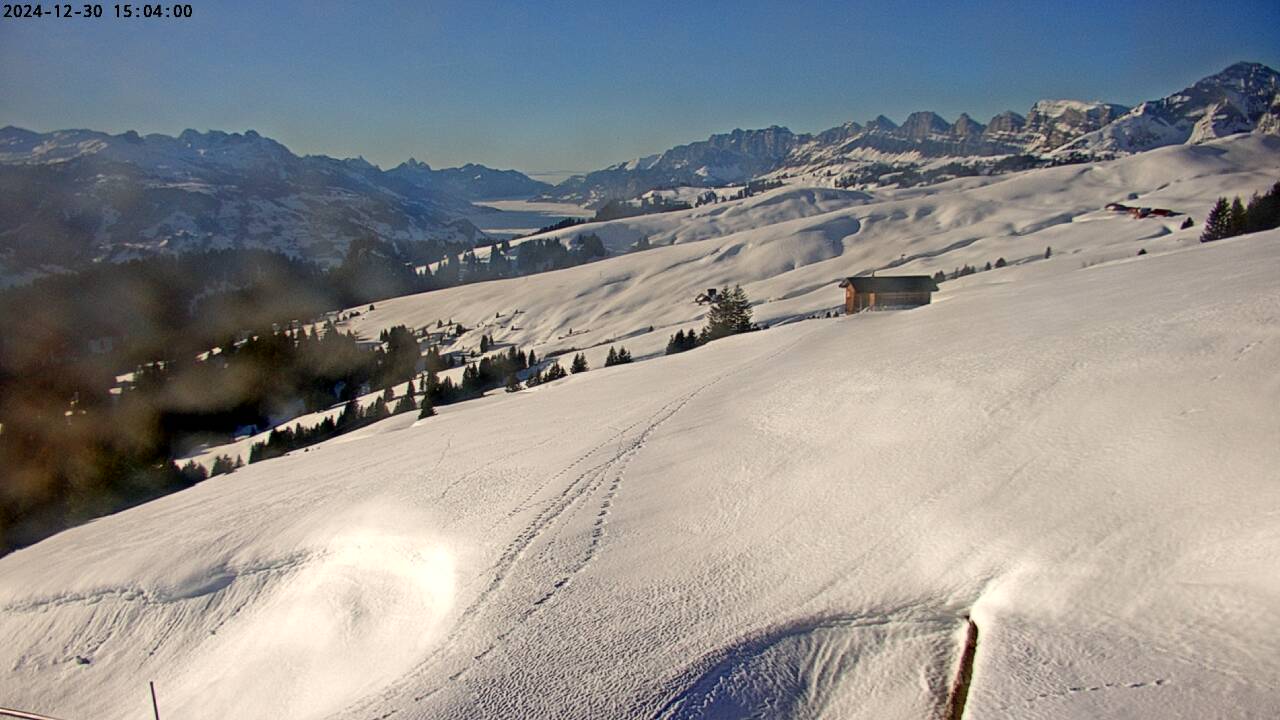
xmin=838 ymin=275 xmax=939 ymax=314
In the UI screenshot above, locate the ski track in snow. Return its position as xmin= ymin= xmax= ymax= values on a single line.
xmin=349 ymin=325 xmax=824 ymax=716
xmin=1026 ymin=677 xmax=1169 ymax=704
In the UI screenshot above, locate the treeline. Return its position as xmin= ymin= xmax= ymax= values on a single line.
xmin=247 ymin=380 xmax=423 ymax=464
xmin=594 ymin=195 xmax=692 ymax=222
xmin=521 ymin=216 xmax=588 ymax=238
xmin=449 ymin=233 xmax=608 ymax=282
xmin=834 ymin=154 xmax=1088 ymax=190
xmin=693 ymin=179 xmax=785 ymax=206
xmin=933 ymin=257 xmax=1009 ymax=283
xmin=1201 ymin=180 xmax=1280 ymax=242
xmin=246 ymin=344 xmax=547 ymax=464
xmin=245 ymin=339 xmax=638 ymax=463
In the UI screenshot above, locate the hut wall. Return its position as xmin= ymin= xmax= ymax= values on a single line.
xmin=848 ymin=290 xmax=931 ymax=313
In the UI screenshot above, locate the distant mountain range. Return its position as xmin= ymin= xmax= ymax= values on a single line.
xmin=2 ymin=62 xmax=1276 ymax=284
xmin=543 ymin=62 xmax=1280 ymax=205
xmin=0 ymin=127 xmax=548 ymax=283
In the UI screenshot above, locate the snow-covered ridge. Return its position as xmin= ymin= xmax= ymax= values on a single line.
xmin=1029 ymin=99 xmax=1116 ymax=117
xmin=1060 ymin=62 xmax=1280 ymax=156
xmin=545 ymin=62 xmax=1278 ymax=204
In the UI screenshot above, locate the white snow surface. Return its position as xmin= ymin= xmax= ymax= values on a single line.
xmin=1029 ymin=99 xmax=1114 ymax=117
xmin=2 ymin=134 xmax=1280 ymax=719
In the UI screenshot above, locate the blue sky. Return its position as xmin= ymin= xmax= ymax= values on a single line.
xmin=2 ymin=1 xmax=1278 ymax=175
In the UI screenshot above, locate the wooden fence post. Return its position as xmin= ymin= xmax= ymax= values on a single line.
xmin=149 ymin=681 xmax=160 ymax=720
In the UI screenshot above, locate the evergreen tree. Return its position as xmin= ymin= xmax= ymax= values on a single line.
xmin=211 ymin=455 xmax=236 ymax=476
xmin=701 ymin=284 xmax=753 ymax=342
xmin=1228 ymin=197 xmax=1248 ymax=237
xmin=984 ymin=261 xmax=992 ymax=271
xmin=1201 ymin=197 xmax=1233 ymax=242
xmin=1137 ymin=248 xmax=1148 ymax=256
xmin=424 ymin=345 xmax=445 ymax=371
xmin=337 ymin=398 xmax=360 ymax=429
xmin=505 ymin=372 xmax=522 ymax=393
xmin=430 ymin=374 xmax=457 ymax=405
xmin=178 ymin=461 xmax=208 ymax=485
xmin=418 ymin=394 xmax=435 ymax=418
xmin=393 ymin=393 xmax=416 ymax=415
xmin=366 ymin=397 xmax=389 ymax=421
xmin=1044 ymin=246 xmax=1052 ymax=259
xmin=615 ymin=346 xmax=632 ymax=364
xmin=543 ymin=362 xmax=567 ymax=382
xmin=995 ymin=257 xmax=1007 ymax=268
xmin=480 ymin=334 xmax=491 ymax=354
xmin=1181 ymin=217 xmax=1194 ymax=230
xmin=666 ymin=329 xmax=691 ymax=355
xmin=605 ymin=347 xmax=618 ymax=366
xmin=462 ymin=363 xmax=483 ymax=395
xmin=1244 ymin=183 xmax=1280 ymax=233
xmin=571 ymin=353 xmax=589 ymax=373
xmin=932 ymin=270 xmax=946 ymax=283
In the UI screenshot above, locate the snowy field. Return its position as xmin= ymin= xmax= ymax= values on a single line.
xmin=350 ymin=135 xmax=1280 ymax=377
xmin=1 ymin=135 xmax=1279 ymax=719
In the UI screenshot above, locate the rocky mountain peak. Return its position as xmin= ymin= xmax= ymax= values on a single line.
xmin=899 ymin=111 xmax=952 ymax=140
xmin=865 ymin=115 xmax=899 ymax=132
xmin=950 ymin=113 xmax=986 ymax=138
xmin=1058 ymin=62 xmax=1279 ymax=155
xmin=983 ymin=111 xmax=1026 ymax=136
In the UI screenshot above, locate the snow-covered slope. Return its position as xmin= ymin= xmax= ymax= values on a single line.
xmin=336 ymin=134 xmax=1279 ymax=375
xmin=2 ymin=225 xmax=1278 ymax=719
xmin=183 ymin=133 xmax=1278 ymax=471
xmin=2 ymin=132 xmax=1279 ymax=719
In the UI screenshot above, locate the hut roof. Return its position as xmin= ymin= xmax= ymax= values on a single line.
xmin=838 ymin=275 xmax=939 ymax=293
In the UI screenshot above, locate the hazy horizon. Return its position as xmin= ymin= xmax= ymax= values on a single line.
xmin=2 ymin=0 xmax=1278 ymax=174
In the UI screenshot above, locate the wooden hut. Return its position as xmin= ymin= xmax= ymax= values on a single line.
xmin=838 ymin=275 xmax=939 ymax=314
